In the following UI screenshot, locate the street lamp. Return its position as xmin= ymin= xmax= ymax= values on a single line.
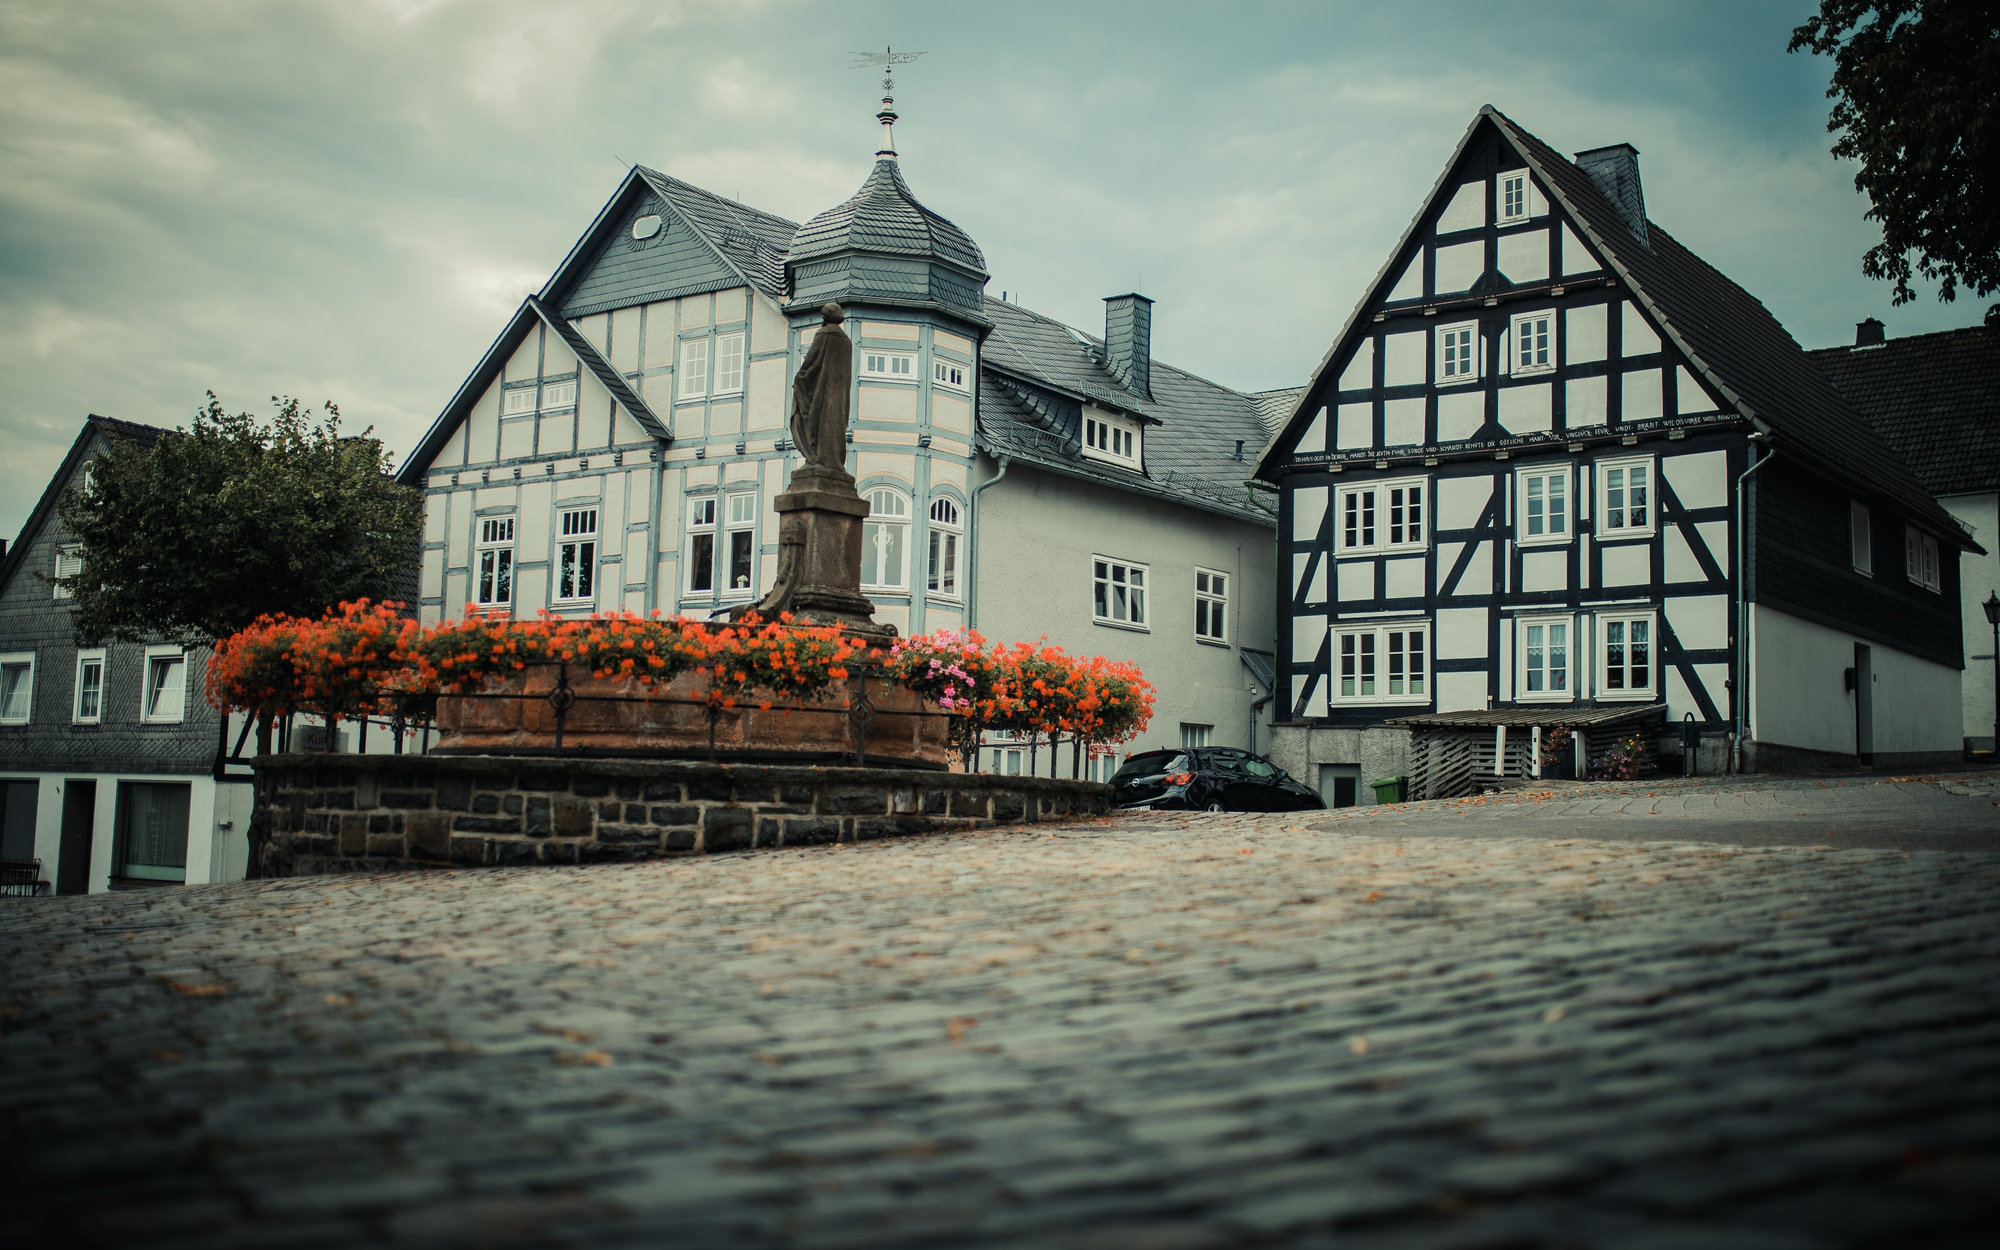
xmin=1985 ymin=591 xmax=2000 ymax=756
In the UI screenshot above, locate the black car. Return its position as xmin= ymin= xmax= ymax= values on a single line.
xmin=1110 ymin=748 xmax=1325 ymax=812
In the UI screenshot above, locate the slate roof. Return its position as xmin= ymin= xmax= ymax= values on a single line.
xmin=978 ymin=297 xmax=1275 ymax=525
xmin=2 ymin=416 xmax=164 ymax=592
xmin=1807 ymin=325 xmax=2000 ymax=498
xmin=1252 ymin=387 xmax=1303 ymax=437
xmin=633 ymin=166 xmax=797 ymax=302
xmin=1260 ymin=106 xmax=1976 ymax=549
xmin=789 ymin=159 xmax=986 ymax=277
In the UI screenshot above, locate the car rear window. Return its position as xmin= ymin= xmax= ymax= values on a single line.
xmin=1111 ymin=751 xmax=1187 ymax=784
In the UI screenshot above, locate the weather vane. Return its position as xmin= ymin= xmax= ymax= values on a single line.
xmin=850 ymin=46 xmax=925 ymax=159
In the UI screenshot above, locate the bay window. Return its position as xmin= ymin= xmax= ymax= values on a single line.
xmin=862 ymin=488 xmax=909 ymax=591
xmin=927 ymin=497 xmax=961 ymax=597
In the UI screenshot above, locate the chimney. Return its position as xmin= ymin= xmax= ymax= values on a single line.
xmin=1574 ymin=144 xmax=1648 ymax=247
xmin=1103 ymin=293 xmax=1153 ymax=398
xmin=1855 ymin=317 xmax=1886 ymax=347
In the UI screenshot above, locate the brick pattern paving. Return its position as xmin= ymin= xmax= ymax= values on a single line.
xmin=2 ymin=781 xmax=1997 ymax=1248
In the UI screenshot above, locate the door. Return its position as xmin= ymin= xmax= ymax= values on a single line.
xmin=58 ymin=780 xmax=95 ymax=895
xmin=1320 ymin=764 xmax=1360 ymax=808
xmin=1854 ymin=643 xmax=1874 ymax=763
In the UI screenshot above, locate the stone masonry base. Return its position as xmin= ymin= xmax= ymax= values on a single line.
xmin=252 ymin=754 xmax=1111 ymax=877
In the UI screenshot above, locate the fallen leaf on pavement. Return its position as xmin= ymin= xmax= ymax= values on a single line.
xmin=946 ymin=1016 xmax=979 ymax=1042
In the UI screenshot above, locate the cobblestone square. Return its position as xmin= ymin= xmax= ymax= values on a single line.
xmin=3 ymin=773 xmax=1998 ymax=1248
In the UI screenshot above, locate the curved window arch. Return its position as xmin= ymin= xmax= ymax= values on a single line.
xmin=927 ymin=496 xmax=962 ymax=597
xmin=862 ymin=487 xmax=910 ymax=591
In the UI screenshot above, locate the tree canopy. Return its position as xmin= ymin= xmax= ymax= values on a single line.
xmin=1790 ymin=1 xmax=2000 ymax=314
xmin=55 ymin=394 xmax=422 ymax=647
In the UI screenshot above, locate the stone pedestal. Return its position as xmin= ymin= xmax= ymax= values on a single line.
xmin=733 ymin=463 xmax=896 ymax=647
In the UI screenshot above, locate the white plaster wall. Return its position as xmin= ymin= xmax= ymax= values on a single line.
xmin=1751 ymin=603 xmax=1962 ymax=760
xmin=974 ymin=463 xmax=1276 ymax=757
xmin=1942 ymin=491 xmax=2000 ymax=747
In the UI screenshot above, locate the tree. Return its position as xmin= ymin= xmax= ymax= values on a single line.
xmin=56 ymin=394 xmax=422 ymax=648
xmin=1790 ymin=1 xmax=2000 ymax=317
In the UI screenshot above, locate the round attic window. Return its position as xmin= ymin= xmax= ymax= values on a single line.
xmin=630 ymin=214 xmax=663 ymax=241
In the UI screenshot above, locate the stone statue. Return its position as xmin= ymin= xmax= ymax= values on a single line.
xmin=729 ymin=300 xmax=894 ymax=644
xmin=790 ymin=303 xmax=853 ymax=473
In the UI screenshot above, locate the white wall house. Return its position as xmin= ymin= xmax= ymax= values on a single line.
xmin=1254 ymin=108 xmax=1976 ymax=801
xmin=1812 ymin=321 xmax=2000 ymax=754
xmin=400 ymin=97 xmax=1281 ymax=776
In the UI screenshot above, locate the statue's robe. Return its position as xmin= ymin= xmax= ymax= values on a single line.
xmin=790 ymin=310 xmax=853 ymax=472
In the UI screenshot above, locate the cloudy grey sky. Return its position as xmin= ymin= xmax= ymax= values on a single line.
xmin=1 ymin=0 xmax=1980 ymax=540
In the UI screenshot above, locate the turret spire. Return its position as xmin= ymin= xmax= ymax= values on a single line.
xmin=851 ymin=46 xmax=925 ymax=161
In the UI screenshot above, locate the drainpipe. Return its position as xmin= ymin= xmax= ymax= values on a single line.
xmin=1249 ymin=690 xmax=1273 ymax=755
xmin=1733 ymin=434 xmax=1774 ymax=774
xmin=966 ymin=455 xmax=1011 ymax=630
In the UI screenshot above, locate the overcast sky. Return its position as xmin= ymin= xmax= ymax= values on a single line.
xmin=1 ymin=0 xmax=1981 ymax=540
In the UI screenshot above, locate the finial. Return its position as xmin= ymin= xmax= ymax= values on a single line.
xmin=851 ymin=46 xmax=925 ymax=161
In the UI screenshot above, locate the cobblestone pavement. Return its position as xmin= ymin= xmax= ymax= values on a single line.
xmin=3 ymin=776 xmax=1998 ymax=1249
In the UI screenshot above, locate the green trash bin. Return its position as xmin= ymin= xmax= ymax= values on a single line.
xmin=1368 ymin=776 xmax=1407 ymax=804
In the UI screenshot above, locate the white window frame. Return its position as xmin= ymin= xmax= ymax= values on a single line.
xmin=1905 ymin=526 xmax=1941 ymax=593
xmin=1179 ymin=723 xmax=1212 ymax=750
xmin=1596 ymin=611 xmax=1657 ymax=701
xmin=1435 ymin=321 xmax=1480 ymax=386
xmin=685 ymin=496 xmax=718 ymax=594
xmin=677 ymin=337 xmax=709 ymax=400
xmin=1081 ymin=408 xmax=1142 ymax=469
xmin=1330 ymin=622 xmax=1430 ymax=706
xmin=1092 ymin=556 xmax=1149 ymax=630
xmin=502 ymin=387 xmax=536 ymax=416
xmin=0 ymin=652 xmax=34 ymax=725
xmin=554 ymin=507 xmax=598 ymax=605
xmin=1510 ymin=309 xmax=1556 ymax=377
xmin=1850 ymin=502 xmax=1872 ymax=576
xmin=475 ymin=516 xmax=516 ymax=609
xmin=1499 ymin=170 xmax=1530 ymax=224
xmin=860 ymin=349 xmax=917 ymax=382
xmin=1516 ymin=467 xmax=1572 ymax=546
xmin=927 ymin=497 xmax=962 ymax=599
xmin=713 ymin=332 xmax=746 ymax=396
xmin=932 ymin=356 xmax=969 ymax=393
xmin=861 ymin=488 xmax=910 ymax=592
xmin=52 ymin=544 xmax=83 ymax=601
xmin=1194 ymin=568 xmax=1229 ymax=644
xmin=74 ymin=648 xmax=105 ymax=724
xmin=723 ymin=491 xmax=758 ymax=596
xmin=540 ymin=379 xmax=578 ymax=411
xmin=1597 ymin=456 xmax=1655 ymax=538
xmin=1515 ymin=615 xmax=1574 ymax=703
xmin=141 ymin=646 xmax=188 ymax=725
xmin=1336 ymin=477 xmax=1428 ymax=555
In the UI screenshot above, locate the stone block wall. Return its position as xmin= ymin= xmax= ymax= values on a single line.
xmin=252 ymin=754 xmax=1110 ymax=876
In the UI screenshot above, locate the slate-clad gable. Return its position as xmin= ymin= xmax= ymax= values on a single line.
xmin=559 ymin=199 xmax=742 ymax=319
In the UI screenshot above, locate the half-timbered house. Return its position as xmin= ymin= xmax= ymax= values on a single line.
xmin=397 ymin=91 xmax=1280 ymax=773
xmin=1254 ymin=107 xmax=1977 ymax=800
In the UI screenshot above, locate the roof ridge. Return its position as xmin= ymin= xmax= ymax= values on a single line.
xmin=1807 ymin=323 xmax=1997 ymax=354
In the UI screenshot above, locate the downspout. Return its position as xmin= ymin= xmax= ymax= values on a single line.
xmin=966 ymin=455 xmax=1011 ymax=630
xmin=1733 ymin=434 xmax=1774 ymax=774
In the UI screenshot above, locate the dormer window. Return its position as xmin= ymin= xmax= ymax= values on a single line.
xmin=1082 ymin=408 xmax=1141 ymax=469
xmin=862 ymin=350 xmax=916 ymax=381
xmin=1499 ymin=171 xmax=1529 ymax=224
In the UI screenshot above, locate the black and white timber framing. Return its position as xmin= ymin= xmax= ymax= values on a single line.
xmin=1255 ymin=107 xmax=1980 ymax=781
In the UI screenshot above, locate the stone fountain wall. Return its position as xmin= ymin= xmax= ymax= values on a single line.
xmin=251 ymin=754 xmax=1110 ymax=877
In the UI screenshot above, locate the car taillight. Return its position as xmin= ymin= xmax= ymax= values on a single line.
xmin=1165 ymin=772 xmax=1193 ymax=786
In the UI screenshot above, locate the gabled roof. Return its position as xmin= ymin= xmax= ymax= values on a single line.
xmin=1 ymin=415 xmax=162 ymax=593
xmin=634 ymin=167 xmax=798 ymax=302
xmin=1257 ymin=106 xmax=1976 ymax=549
xmin=1808 ymin=324 xmax=2000 ymax=498
xmin=977 ymin=297 xmax=1274 ymax=526
xmin=397 ymin=296 xmax=667 ymax=485
xmin=790 ymin=158 xmax=985 ymax=277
